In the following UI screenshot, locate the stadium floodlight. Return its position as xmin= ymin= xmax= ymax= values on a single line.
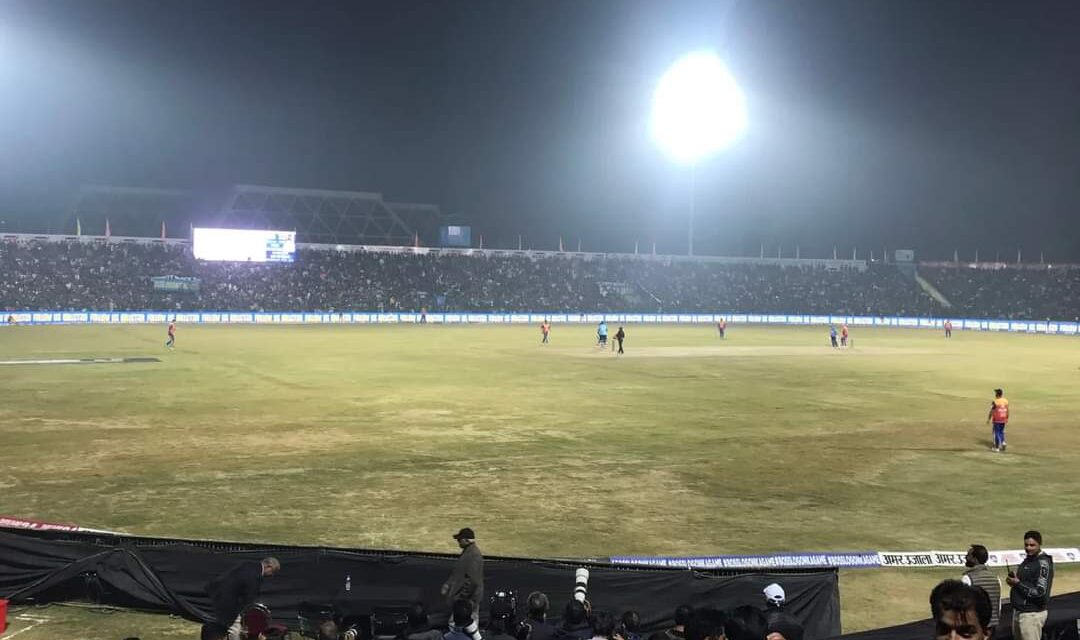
xmin=651 ymin=51 xmax=746 ymax=165
xmin=651 ymin=51 xmax=746 ymax=256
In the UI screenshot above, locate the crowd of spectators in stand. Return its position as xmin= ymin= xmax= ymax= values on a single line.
xmin=2 ymin=238 xmax=1077 ymax=319
xmin=921 ymin=266 xmax=1080 ymax=321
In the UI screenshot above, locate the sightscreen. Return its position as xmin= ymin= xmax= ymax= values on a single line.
xmin=192 ymin=228 xmax=296 ymax=262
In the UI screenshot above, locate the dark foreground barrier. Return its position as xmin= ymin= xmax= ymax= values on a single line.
xmin=0 ymin=527 xmax=840 ymax=638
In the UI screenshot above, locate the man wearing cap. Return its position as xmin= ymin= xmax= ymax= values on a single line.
xmin=763 ymin=584 xmax=803 ymax=640
xmin=442 ymin=528 xmax=484 ymax=616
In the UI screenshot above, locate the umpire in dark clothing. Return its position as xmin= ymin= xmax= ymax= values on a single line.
xmin=442 ymin=528 xmax=484 ymax=615
xmin=205 ymin=557 xmax=281 ymax=640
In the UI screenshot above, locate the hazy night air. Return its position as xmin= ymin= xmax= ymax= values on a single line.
xmin=2 ymin=0 xmax=1079 ymax=260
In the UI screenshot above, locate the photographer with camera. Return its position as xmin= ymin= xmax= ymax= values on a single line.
xmin=446 ymin=599 xmax=484 ymax=640
xmin=555 ymin=569 xmax=593 ymax=640
xmin=486 ymin=591 xmax=520 ymax=640
xmin=519 ymin=592 xmax=557 ymax=640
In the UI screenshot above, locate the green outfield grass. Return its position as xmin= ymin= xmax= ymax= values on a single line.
xmin=1 ymin=323 xmax=1079 ymax=637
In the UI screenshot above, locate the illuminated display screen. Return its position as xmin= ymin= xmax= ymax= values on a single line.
xmin=192 ymin=228 xmax=296 ymax=262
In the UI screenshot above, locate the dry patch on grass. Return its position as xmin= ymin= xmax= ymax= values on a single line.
xmin=3 ymin=417 xmax=155 ymax=433
xmin=564 ymin=345 xmax=936 ymax=358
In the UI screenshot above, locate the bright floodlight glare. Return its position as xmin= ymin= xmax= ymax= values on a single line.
xmin=651 ymin=51 xmax=746 ymax=165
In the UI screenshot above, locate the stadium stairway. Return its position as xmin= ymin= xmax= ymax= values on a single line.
xmin=914 ymin=273 xmax=953 ymax=309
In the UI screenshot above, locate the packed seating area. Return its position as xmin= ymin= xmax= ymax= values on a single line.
xmin=920 ymin=266 xmax=1080 ymax=321
xmin=1 ymin=238 xmax=1077 ymax=320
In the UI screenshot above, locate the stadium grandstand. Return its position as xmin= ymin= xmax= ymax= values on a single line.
xmin=3 ymin=229 xmax=1080 ymax=321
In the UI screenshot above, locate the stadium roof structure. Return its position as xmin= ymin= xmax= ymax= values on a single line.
xmin=386 ymin=201 xmax=448 ymax=247
xmin=64 ymin=185 xmax=196 ymax=238
xmin=57 ymin=184 xmax=453 ymax=246
xmin=218 ymin=185 xmax=444 ymax=246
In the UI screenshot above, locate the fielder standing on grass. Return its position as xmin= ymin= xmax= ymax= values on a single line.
xmin=987 ymin=388 xmax=1009 ymax=452
xmin=165 ymin=318 xmax=176 ymax=350
xmin=614 ymin=326 xmax=625 ymax=355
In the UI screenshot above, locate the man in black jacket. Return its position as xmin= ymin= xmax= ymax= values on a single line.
xmin=442 ymin=528 xmax=484 ymax=617
xmin=206 ymin=557 xmax=281 ymax=640
xmin=1007 ymin=530 xmax=1054 ymax=640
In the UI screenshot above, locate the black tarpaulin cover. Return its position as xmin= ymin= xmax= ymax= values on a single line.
xmin=0 ymin=527 xmax=840 ymax=638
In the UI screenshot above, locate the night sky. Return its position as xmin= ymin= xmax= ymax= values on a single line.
xmin=2 ymin=0 xmax=1079 ymax=260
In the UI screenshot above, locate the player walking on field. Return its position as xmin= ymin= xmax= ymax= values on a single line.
xmin=987 ymin=388 xmax=1009 ymax=452
xmin=945 ymin=320 xmax=953 ymax=338
xmin=165 ymin=319 xmax=176 ymax=350
xmin=840 ymin=324 xmax=849 ymax=347
xmin=717 ymin=317 xmax=726 ymax=339
xmin=541 ymin=320 xmax=551 ymax=344
xmin=614 ymin=326 xmax=625 ymax=355
xmin=597 ymin=320 xmax=608 ymax=348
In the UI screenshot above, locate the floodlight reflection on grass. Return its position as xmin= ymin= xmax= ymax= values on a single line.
xmin=651 ymin=51 xmax=746 ymax=165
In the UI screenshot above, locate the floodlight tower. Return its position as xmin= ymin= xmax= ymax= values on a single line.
xmin=651 ymin=51 xmax=746 ymax=256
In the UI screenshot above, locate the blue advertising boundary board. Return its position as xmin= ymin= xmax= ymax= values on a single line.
xmin=3 ymin=311 xmax=1078 ymax=335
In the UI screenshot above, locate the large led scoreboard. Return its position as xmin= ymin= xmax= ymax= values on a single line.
xmin=192 ymin=228 xmax=296 ymax=262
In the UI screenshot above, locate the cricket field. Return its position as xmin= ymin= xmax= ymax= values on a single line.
xmin=1 ymin=323 xmax=1078 ymax=638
